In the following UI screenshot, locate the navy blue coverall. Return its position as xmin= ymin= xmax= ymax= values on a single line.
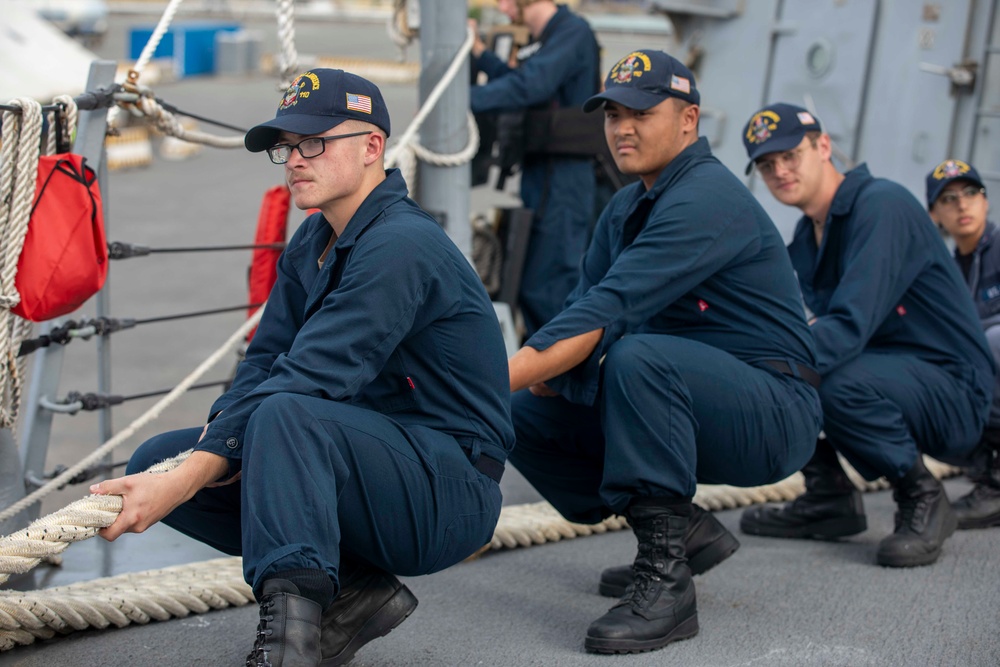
xmin=509 ymin=138 xmax=823 ymax=523
xmin=789 ymin=165 xmax=994 ymax=481
xmin=127 ymin=170 xmax=515 ymax=598
xmin=470 ymin=4 xmax=600 ymax=337
xmin=953 ymin=221 xmax=1000 ymax=428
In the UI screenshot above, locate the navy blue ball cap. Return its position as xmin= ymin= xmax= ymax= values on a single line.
xmin=926 ymin=159 xmax=986 ymax=207
xmin=245 ymin=69 xmax=391 ymax=152
xmin=742 ymin=103 xmax=822 ymax=174
xmin=583 ymin=50 xmax=700 ymax=113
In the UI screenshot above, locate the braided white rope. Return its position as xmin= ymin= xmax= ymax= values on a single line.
xmin=107 ymin=0 xmax=183 ymax=132
xmin=44 ymin=96 xmax=78 ymax=156
xmin=0 ymin=557 xmax=252 ymax=652
xmin=0 ymin=99 xmax=43 ymax=429
xmin=275 ymin=0 xmax=300 ymax=89
xmin=385 ymin=26 xmax=479 ymax=192
xmin=0 ymin=305 xmax=266 ymax=527
xmin=489 ymin=456 xmax=962 ymax=549
xmin=0 ymin=442 xmax=960 ymax=650
xmin=134 ymin=95 xmax=245 ymax=148
xmin=0 ymin=448 xmax=192 ymax=586
xmin=132 ymin=0 xmax=185 ymax=78
xmin=409 ymin=113 xmax=480 ymax=167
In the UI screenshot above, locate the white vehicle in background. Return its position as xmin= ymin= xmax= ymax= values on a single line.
xmin=34 ymin=0 xmax=109 ymax=46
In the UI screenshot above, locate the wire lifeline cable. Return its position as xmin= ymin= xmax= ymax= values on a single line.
xmin=0 ymin=305 xmax=265 ymax=527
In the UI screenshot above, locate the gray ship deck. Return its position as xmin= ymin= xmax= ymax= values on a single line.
xmin=7 ymin=475 xmax=999 ymax=666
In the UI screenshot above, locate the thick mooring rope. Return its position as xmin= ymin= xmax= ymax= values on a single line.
xmin=0 ymin=444 xmax=959 ymax=652
xmin=0 ymin=557 xmax=252 ymax=652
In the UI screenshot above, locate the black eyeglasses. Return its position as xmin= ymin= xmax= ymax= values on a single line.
xmin=754 ymin=147 xmax=806 ymax=178
xmin=266 ymin=131 xmax=372 ymax=164
xmin=937 ymin=185 xmax=986 ymax=208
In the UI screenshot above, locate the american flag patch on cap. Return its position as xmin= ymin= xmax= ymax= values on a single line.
xmin=346 ymin=93 xmax=372 ymax=114
xmin=796 ymin=111 xmax=816 ymax=125
xmin=670 ymin=75 xmax=691 ymax=94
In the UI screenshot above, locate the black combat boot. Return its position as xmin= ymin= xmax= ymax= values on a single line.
xmin=597 ymin=503 xmax=739 ymax=598
xmin=952 ymin=429 xmax=1000 ymax=529
xmin=877 ymin=456 xmax=957 ymax=567
xmin=245 ymin=579 xmax=322 ymax=667
xmin=740 ymin=439 xmax=867 ymax=539
xmin=585 ymin=499 xmax=699 ymax=654
xmin=319 ymin=565 xmax=418 ymax=666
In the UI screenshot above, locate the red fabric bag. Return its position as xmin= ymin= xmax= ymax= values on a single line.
xmin=12 ymin=154 xmax=108 ymax=322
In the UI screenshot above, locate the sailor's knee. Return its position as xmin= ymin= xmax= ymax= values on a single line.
xmin=817 ymin=367 xmax=865 ymax=416
xmin=603 ymin=336 xmax=662 ymax=382
xmin=251 ymin=393 xmax=312 ymax=426
xmin=602 ymin=337 xmax=680 ymax=401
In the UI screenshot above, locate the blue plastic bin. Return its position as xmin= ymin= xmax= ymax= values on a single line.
xmin=129 ymin=22 xmax=242 ymax=77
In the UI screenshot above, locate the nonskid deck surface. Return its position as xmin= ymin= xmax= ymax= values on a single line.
xmin=7 ymin=476 xmax=998 ymax=667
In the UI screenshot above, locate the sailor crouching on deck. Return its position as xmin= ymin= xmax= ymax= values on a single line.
xmin=91 ymin=69 xmax=515 ymax=667
xmin=927 ymin=159 xmax=1000 ymax=529
xmin=739 ymin=105 xmax=994 ymax=567
xmin=505 ymin=50 xmax=823 ymax=655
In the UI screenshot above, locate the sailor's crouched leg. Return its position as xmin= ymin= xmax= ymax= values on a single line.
xmin=951 ymin=428 xmax=1000 ymax=529
xmin=586 ymin=499 xmax=699 ymax=654
xmin=240 ymin=393 xmax=501 ymax=665
xmin=598 ymin=504 xmax=739 ymax=598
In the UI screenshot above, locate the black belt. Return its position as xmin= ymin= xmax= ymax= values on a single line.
xmin=761 ymin=359 xmax=822 ymax=389
xmin=473 ymin=454 xmax=505 ymax=483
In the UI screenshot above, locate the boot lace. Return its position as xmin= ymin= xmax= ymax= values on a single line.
xmin=245 ymin=598 xmax=276 ymax=667
xmin=615 ymin=540 xmax=663 ymax=610
xmin=894 ymin=494 xmax=929 ymax=533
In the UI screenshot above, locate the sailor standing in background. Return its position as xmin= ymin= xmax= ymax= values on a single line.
xmin=927 ymin=159 xmax=1000 ymax=529
xmin=470 ymin=0 xmax=600 ymax=338
xmin=740 ymin=104 xmax=994 ymax=568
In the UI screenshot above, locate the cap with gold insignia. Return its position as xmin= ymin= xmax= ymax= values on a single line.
xmin=582 ymin=49 xmax=699 ymax=113
xmin=741 ymin=103 xmax=822 ymax=175
xmin=245 ymin=68 xmax=391 ymax=152
xmin=926 ymin=159 xmax=986 ymax=207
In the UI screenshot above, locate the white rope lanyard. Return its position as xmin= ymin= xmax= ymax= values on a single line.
xmin=275 ymin=0 xmax=300 ymax=89
xmin=0 ymin=99 xmax=44 ymax=429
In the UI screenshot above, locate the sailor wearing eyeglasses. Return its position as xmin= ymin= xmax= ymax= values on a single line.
xmin=94 ymin=69 xmax=515 ymax=666
xmin=738 ymin=103 xmax=994 ymax=569
xmin=927 ymin=159 xmax=1000 ymax=530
